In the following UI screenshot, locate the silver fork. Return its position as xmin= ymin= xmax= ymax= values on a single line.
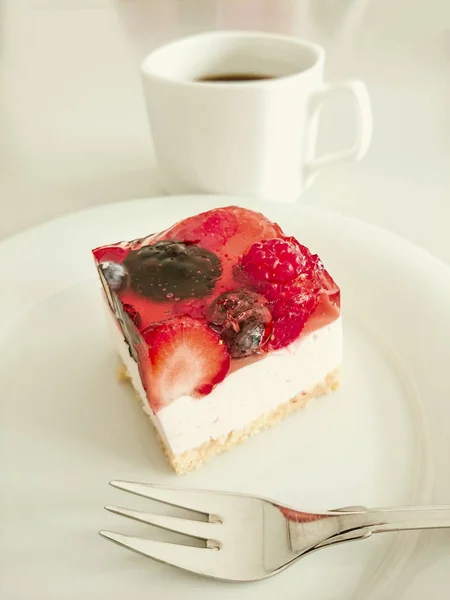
xmin=100 ymin=481 xmax=450 ymax=582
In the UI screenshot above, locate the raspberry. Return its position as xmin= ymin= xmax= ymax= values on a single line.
xmin=237 ymin=236 xmax=340 ymax=349
xmin=238 ymin=238 xmax=313 ymax=285
xmin=237 ymin=238 xmax=323 ymax=349
xmin=208 ymin=290 xmax=272 ymax=358
xmin=268 ymin=295 xmax=318 ymax=350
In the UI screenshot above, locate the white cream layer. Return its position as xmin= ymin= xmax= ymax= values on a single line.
xmin=108 ymin=309 xmax=342 ymax=455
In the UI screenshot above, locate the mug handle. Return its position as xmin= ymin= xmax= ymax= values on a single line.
xmin=304 ymin=80 xmax=373 ymax=185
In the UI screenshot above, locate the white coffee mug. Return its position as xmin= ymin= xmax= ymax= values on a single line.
xmin=141 ymin=31 xmax=372 ymax=203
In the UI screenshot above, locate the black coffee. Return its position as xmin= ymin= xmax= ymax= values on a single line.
xmin=196 ymin=73 xmax=275 ymax=83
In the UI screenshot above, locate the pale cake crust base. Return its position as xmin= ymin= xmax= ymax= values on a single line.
xmin=118 ymin=365 xmax=341 ymax=475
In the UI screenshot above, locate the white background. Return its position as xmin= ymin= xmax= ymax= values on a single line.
xmin=1 ymin=0 xmax=449 ymax=265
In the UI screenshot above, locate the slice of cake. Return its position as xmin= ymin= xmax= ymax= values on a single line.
xmin=93 ymin=206 xmax=341 ymax=474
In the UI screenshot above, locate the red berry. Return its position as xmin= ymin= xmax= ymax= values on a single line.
xmin=239 ymin=238 xmax=312 ymax=286
xmin=93 ymin=245 xmax=127 ymax=263
xmin=237 ymin=237 xmax=340 ymax=349
xmin=159 ymin=206 xmax=284 ymax=256
xmin=227 ymin=206 xmax=283 ymax=235
xmin=219 ymin=207 xmax=285 ymax=257
xmin=162 ymin=209 xmax=239 ymax=249
xmin=141 ymin=317 xmax=230 ymax=411
xmin=268 ymin=295 xmax=318 ymax=350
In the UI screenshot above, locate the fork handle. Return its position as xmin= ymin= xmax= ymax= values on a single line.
xmin=303 ymin=507 xmax=450 ymax=556
xmin=366 ymin=505 xmax=450 ymax=533
xmin=287 ymin=505 xmax=450 ymax=554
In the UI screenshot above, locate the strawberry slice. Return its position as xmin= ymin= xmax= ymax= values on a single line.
xmin=162 ymin=208 xmax=239 ymax=249
xmin=142 ymin=316 xmax=230 ymax=412
xmin=158 ymin=206 xmax=284 ymax=254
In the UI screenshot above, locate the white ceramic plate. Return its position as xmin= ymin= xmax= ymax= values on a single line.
xmin=1 ymin=196 xmax=449 ymax=600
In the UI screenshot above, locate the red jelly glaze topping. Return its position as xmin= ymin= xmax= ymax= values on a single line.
xmin=92 ymin=206 xmax=340 ymax=411
xmin=173 ymin=297 xmax=208 ymax=320
xmin=93 ymin=245 xmax=127 ymax=263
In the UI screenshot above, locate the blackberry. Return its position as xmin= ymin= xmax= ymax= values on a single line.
xmin=123 ymin=240 xmax=222 ymax=302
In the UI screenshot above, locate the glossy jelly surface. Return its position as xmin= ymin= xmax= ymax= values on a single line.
xmin=93 ymin=206 xmax=340 ymax=411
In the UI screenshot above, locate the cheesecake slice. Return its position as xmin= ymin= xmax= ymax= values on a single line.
xmin=93 ymin=206 xmax=342 ymax=474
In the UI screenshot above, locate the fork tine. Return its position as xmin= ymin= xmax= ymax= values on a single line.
xmin=99 ymin=531 xmax=221 ymax=576
xmin=104 ymin=505 xmax=221 ymax=541
xmin=109 ymin=480 xmax=221 ymax=516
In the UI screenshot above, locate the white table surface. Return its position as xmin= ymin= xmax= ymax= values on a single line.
xmin=1 ymin=0 xmax=449 ymax=265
